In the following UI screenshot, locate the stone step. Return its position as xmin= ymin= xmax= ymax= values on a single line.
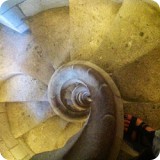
xmin=27 ymin=7 xmax=70 ymax=69
xmin=0 ymin=111 xmax=34 ymax=160
xmin=70 ymin=0 xmax=121 ymax=65
xmin=0 ymin=74 xmax=48 ymax=102
xmin=70 ymin=0 xmax=160 ymax=74
xmin=23 ymin=116 xmax=82 ymax=154
xmin=6 ymin=102 xmax=55 ymax=138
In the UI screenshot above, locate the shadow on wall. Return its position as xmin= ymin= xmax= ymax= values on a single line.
xmin=0 ymin=0 xmax=69 ymax=33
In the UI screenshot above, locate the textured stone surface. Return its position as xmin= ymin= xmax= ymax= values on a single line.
xmin=7 ymin=102 xmax=54 ymax=138
xmin=0 ymin=141 xmax=15 ymax=160
xmin=17 ymin=41 xmax=55 ymax=85
xmin=113 ymin=47 xmax=160 ymax=103
xmin=0 ymin=23 xmax=54 ymax=85
xmin=124 ymin=101 xmax=160 ymax=130
xmin=0 ymin=113 xmax=18 ymax=149
xmin=0 ymin=112 xmax=34 ymax=159
xmin=70 ymin=0 xmax=121 ymax=65
xmin=0 ymin=74 xmax=48 ymax=102
xmin=23 ymin=116 xmax=82 ymax=154
xmin=71 ymin=0 xmax=160 ymax=72
xmin=10 ymin=144 xmax=28 ymax=160
xmin=0 ymin=103 xmax=6 ymax=113
xmin=17 ymin=138 xmax=34 ymax=156
xmin=0 ymin=1 xmax=160 ymax=159
xmin=28 ymin=7 xmax=70 ymax=69
xmin=0 ymin=7 xmax=73 ymax=160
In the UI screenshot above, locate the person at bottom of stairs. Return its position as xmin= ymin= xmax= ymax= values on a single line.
xmin=124 ymin=114 xmax=160 ymax=160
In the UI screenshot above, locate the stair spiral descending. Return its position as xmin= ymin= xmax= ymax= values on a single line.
xmin=1 ymin=0 xmax=159 ymax=159
xmin=32 ymin=61 xmax=123 ymax=160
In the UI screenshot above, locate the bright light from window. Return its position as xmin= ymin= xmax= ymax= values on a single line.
xmin=154 ymin=153 xmax=160 ymax=160
xmin=0 ymin=154 xmax=6 ymax=160
xmin=153 ymin=0 xmax=160 ymax=6
xmin=0 ymin=0 xmax=8 ymax=7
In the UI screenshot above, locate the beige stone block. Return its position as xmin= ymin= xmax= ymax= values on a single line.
xmin=18 ymin=138 xmax=34 ymax=156
xmin=10 ymin=144 xmax=28 ymax=160
xmin=23 ymin=116 xmax=69 ymax=153
xmin=0 ymin=113 xmax=18 ymax=148
xmin=0 ymin=141 xmax=15 ymax=160
xmin=0 ymin=103 xmax=6 ymax=113
xmin=113 ymin=46 xmax=160 ymax=103
xmin=16 ymin=41 xmax=55 ymax=85
xmin=71 ymin=0 xmax=160 ymax=73
xmin=70 ymin=0 xmax=121 ymax=64
xmin=0 ymin=26 xmax=54 ymax=86
xmin=7 ymin=102 xmax=54 ymax=138
xmin=0 ymin=74 xmax=48 ymax=102
xmin=28 ymin=7 xmax=70 ymax=69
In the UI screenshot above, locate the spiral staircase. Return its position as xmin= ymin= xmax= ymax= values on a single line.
xmin=0 ymin=0 xmax=160 ymax=160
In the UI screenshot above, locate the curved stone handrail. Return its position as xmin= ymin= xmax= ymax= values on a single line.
xmin=30 ymin=61 xmax=124 ymax=160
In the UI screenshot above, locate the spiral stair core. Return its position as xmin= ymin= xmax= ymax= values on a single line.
xmin=0 ymin=0 xmax=160 ymax=160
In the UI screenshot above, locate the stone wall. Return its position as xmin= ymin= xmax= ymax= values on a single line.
xmin=0 ymin=0 xmax=69 ymax=33
xmin=19 ymin=0 xmax=69 ymax=16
